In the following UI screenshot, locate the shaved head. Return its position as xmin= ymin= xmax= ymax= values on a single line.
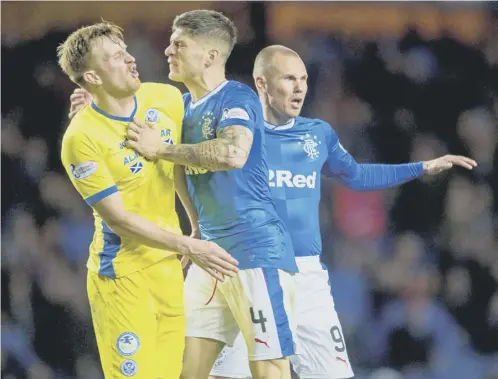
xmin=253 ymin=45 xmax=308 ymax=124
xmin=253 ymin=45 xmax=300 ymax=78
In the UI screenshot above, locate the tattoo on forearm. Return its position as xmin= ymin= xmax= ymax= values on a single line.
xmin=164 ymin=126 xmax=253 ymax=170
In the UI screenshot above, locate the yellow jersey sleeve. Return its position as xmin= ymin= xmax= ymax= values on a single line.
xmin=61 ymin=130 xmax=118 ymax=205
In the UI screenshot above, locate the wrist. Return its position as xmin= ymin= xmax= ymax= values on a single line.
xmin=175 ymin=235 xmax=194 ymax=257
xmin=158 ymin=143 xmax=173 ymax=160
xmin=422 ymin=161 xmax=429 ymax=174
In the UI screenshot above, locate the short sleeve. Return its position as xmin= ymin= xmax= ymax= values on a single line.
xmin=217 ymin=87 xmax=261 ymax=134
xmin=61 ymin=131 xmax=118 ymax=205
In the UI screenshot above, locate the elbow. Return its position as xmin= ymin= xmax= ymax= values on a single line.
xmin=101 ymin=210 xmax=128 ymax=232
xmin=224 ymin=144 xmax=249 ymax=170
xmin=226 ymin=157 xmax=247 ymax=170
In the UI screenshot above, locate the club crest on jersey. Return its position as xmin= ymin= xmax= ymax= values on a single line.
xmin=145 ymin=108 xmax=159 ymax=123
xmin=298 ymin=133 xmax=321 ymax=160
xmin=201 ymin=112 xmax=215 ymax=139
xmin=120 ymin=359 xmax=138 ymax=376
xmin=116 ymin=332 xmax=140 ymax=356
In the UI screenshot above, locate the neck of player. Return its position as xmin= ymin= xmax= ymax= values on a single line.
xmin=93 ymin=92 xmax=135 ymax=119
xmin=185 ymin=68 xmax=226 ymax=103
xmin=263 ymin=102 xmax=293 ymax=126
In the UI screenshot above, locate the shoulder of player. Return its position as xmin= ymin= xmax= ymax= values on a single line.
xmin=62 ymin=113 xmax=102 ymax=151
xmin=223 ymin=81 xmax=259 ymax=102
xmin=295 ymin=116 xmax=330 ymax=131
xmin=297 ymin=117 xmax=338 ymax=141
xmin=138 ymin=82 xmax=182 ymax=100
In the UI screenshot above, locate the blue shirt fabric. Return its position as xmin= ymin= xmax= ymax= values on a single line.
xmin=182 ymin=81 xmax=297 ymax=272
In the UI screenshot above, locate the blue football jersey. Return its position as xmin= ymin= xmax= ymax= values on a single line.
xmin=182 ymin=81 xmax=297 ymax=272
xmin=265 ymin=117 xmax=335 ymax=257
xmin=265 ymin=116 xmax=425 ymax=258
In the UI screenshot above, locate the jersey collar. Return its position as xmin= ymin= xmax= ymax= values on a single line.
xmin=264 ymin=118 xmax=295 ymax=131
xmin=91 ymin=96 xmax=138 ymax=122
xmin=190 ymin=80 xmax=229 ymax=110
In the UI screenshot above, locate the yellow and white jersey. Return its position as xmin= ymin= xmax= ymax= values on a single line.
xmin=61 ymin=83 xmax=184 ymax=278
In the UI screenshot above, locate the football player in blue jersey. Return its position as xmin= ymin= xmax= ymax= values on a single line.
xmin=123 ymin=13 xmax=299 ymax=379
xmin=208 ymin=45 xmax=477 ymax=379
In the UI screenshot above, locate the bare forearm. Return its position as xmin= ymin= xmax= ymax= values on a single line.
xmin=106 ymin=211 xmax=190 ymax=255
xmin=158 ymin=141 xmax=240 ymax=171
xmin=157 ymin=126 xmax=253 ymax=171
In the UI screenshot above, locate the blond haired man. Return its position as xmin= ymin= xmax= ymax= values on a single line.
xmin=58 ymin=21 xmax=238 ymax=379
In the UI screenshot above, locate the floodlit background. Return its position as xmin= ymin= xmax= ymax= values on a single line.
xmin=2 ymin=2 xmax=498 ymax=379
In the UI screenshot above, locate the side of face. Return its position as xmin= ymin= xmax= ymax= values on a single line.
xmin=84 ymin=36 xmax=140 ymax=97
xmin=264 ymin=54 xmax=308 ymax=119
xmin=165 ymin=29 xmax=213 ymax=83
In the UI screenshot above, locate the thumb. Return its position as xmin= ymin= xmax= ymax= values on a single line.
xmin=146 ymin=121 xmax=158 ymax=129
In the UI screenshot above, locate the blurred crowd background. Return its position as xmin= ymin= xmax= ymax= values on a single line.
xmin=2 ymin=2 xmax=498 ymax=379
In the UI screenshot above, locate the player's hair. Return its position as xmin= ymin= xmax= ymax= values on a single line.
xmin=57 ymin=21 xmax=124 ymax=85
xmin=173 ymin=10 xmax=238 ymax=61
xmin=253 ymin=45 xmax=300 ymax=78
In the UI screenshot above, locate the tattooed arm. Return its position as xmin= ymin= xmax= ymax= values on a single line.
xmin=159 ymin=126 xmax=253 ymax=170
xmin=127 ymin=118 xmax=254 ymax=171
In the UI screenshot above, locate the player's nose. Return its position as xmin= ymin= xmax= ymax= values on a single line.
xmin=164 ymin=44 xmax=173 ymax=57
xmin=294 ymin=84 xmax=304 ymax=93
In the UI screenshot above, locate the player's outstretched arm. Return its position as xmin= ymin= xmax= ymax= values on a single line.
xmin=127 ymin=120 xmax=253 ymax=171
xmin=93 ymin=192 xmax=238 ymax=281
xmin=327 ymin=138 xmax=477 ymax=191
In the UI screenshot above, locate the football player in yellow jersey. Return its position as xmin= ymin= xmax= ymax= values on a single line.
xmin=57 ymin=21 xmax=238 ymax=379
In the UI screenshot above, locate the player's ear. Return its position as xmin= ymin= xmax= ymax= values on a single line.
xmin=254 ymin=75 xmax=267 ymax=93
xmin=82 ymin=70 xmax=102 ymax=86
xmin=205 ymin=48 xmax=219 ymax=68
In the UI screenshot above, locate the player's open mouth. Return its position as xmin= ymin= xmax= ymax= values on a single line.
xmin=290 ymin=99 xmax=303 ymax=108
xmin=130 ymin=69 xmax=139 ymax=78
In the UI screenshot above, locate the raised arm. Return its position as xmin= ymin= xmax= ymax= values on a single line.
xmin=127 ymin=121 xmax=252 ymax=171
xmin=323 ymin=124 xmax=477 ymax=191
xmin=127 ymin=86 xmax=260 ymax=171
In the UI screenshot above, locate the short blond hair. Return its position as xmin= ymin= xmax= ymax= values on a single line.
xmin=57 ymin=21 xmax=124 ymax=85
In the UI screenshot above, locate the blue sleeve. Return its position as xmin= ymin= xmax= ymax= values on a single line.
xmin=216 ymin=87 xmax=261 ymax=134
xmin=322 ymin=122 xmax=424 ymax=191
